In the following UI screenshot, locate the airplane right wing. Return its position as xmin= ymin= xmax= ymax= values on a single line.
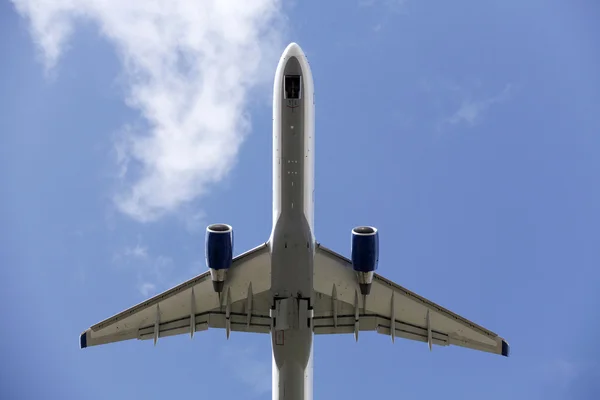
xmin=80 ymin=243 xmax=272 ymax=348
xmin=312 ymin=244 xmax=509 ymax=357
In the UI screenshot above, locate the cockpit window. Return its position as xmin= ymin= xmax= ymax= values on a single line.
xmin=284 ymin=75 xmax=301 ymax=99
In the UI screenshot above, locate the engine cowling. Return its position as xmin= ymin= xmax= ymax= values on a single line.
xmin=205 ymin=223 xmax=234 ymax=293
xmin=351 ymin=226 xmax=379 ymax=295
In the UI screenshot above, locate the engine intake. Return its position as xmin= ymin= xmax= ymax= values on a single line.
xmin=205 ymin=223 xmax=234 ymax=293
xmin=351 ymin=226 xmax=379 ymax=295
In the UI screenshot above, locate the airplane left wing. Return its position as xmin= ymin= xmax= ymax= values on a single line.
xmin=312 ymin=244 xmax=509 ymax=357
xmin=80 ymin=243 xmax=272 ymax=348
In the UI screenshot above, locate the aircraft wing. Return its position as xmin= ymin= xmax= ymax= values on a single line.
xmin=312 ymin=244 xmax=509 ymax=357
xmin=80 ymin=243 xmax=272 ymax=348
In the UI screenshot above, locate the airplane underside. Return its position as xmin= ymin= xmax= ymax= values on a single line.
xmin=79 ymin=43 xmax=509 ymax=400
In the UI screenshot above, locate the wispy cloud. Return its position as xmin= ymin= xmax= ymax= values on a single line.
xmin=138 ymin=282 xmax=156 ymax=297
xmin=123 ymin=243 xmax=149 ymax=259
xmin=446 ymin=84 xmax=513 ymax=127
xmin=420 ymin=78 xmax=514 ymax=133
xmin=113 ymin=240 xmax=175 ymax=296
xmin=359 ymin=0 xmax=407 ymax=11
xmin=359 ymin=0 xmax=408 ymax=32
xmin=12 ymin=0 xmax=285 ymax=222
xmin=177 ymin=208 xmax=206 ymax=234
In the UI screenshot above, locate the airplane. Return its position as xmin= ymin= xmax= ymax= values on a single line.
xmin=79 ymin=42 xmax=509 ymax=400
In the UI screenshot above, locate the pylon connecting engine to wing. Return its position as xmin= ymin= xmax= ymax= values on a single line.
xmin=351 ymin=226 xmax=379 ymax=297
xmin=205 ymin=224 xmax=234 ymax=293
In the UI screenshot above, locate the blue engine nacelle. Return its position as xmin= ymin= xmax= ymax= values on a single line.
xmin=351 ymin=226 xmax=379 ymax=295
xmin=205 ymin=223 xmax=234 ymax=293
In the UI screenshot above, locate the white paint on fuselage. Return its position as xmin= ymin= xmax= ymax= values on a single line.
xmin=271 ymin=42 xmax=315 ymax=239
xmin=269 ymin=43 xmax=315 ymax=400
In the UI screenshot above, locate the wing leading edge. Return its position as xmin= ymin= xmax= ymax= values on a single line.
xmin=80 ymin=243 xmax=272 ymax=348
xmin=312 ymin=244 xmax=509 ymax=357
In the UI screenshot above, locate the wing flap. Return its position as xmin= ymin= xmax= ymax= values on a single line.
xmin=313 ymin=314 xmax=449 ymax=345
xmin=204 ymin=313 xmax=272 ymax=334
xmin=135 ymin=311 xmax=272 ymax=341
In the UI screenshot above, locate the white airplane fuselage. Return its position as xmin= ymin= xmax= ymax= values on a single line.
xmin=268 ymin=42 xmax=315 ymax=400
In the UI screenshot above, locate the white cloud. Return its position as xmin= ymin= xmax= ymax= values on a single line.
xmin=138 ymin=282 xmax=156 ymax=297
xmin=12 ymin=0 xmax=284 ymax=222
xmin=124 ymin=243 xmax=148 ymax=259
xmin=358 ymin=0 xmax=408 ymax=32
xmin=447 ymin=84 xmax=513 ymax=127
xmin=113 ymin=240 xmax=175 ymax=296
xmin=359 ymin=0 xmax=407 ymax=10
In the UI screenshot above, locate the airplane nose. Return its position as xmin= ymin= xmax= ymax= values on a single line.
xmin=282 ymin=42 xmax=305 ymax=59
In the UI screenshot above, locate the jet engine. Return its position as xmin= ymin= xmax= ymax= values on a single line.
xmin=351 ymin=226 xmax=379 ymax=295
xmin=205 ymin=223 xmax=234 ymax=293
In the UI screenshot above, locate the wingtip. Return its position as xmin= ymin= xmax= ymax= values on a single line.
xmin=501 ymin=339 xmax=510 ymax=357
xmin=80 ymin=330 xmax=88 ymax=349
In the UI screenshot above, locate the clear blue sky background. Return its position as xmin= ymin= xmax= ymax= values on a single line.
xmin=2 ymin=0 xmax=600 ymax=399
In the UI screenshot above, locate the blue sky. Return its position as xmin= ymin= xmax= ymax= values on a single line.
xmin=2 ymin=0 xmax=600 ymax=399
